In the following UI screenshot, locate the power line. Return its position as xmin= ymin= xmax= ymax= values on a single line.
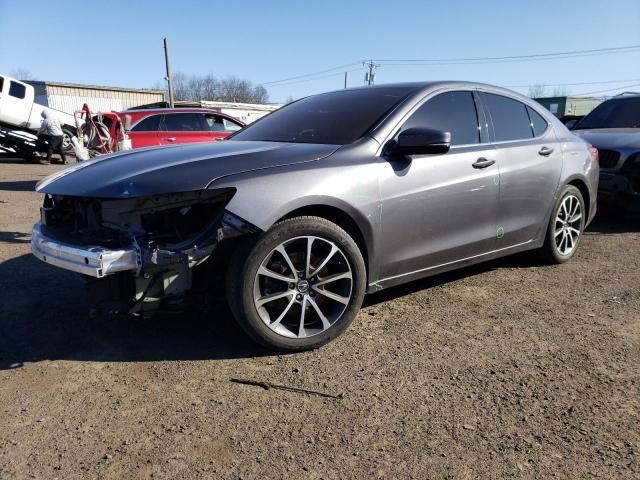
xmin=266 ymin=67 xmax=364 ymax=88
xmin=373 ymin=45 xmax=640 ymax=64
xmin=505 ymin=78 xmax=640 ymax=88
xmin=262 ymin=62 xmax=361 ymax=86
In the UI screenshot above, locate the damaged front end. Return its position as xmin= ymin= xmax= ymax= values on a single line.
xmin=31 ymin=188 xmax=258 ymax=316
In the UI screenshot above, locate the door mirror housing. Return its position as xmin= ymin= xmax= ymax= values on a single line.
xmin=390 ymin=127 xmax=451 ymax=156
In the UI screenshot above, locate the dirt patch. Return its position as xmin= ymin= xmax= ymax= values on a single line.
xmin=0 ymin=158 xmax=638 ymax=479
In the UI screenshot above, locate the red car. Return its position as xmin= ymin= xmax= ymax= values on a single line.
xmin=121 ymin=108 xmax=245 ymax=149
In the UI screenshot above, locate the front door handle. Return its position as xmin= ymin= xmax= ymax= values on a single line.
xmin=538 ymin=146 xmax=554 ymax=156
xmin=163 ymin=137 xmax=177 ymax=142
xmin=472 ymin=157 xmax=495 ymax=169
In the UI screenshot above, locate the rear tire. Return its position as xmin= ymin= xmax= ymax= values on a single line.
xmin=62 ymin=128 xmax=75 ymax=153
xmin=540 ymin=185 xmax=585 ymax=264
xmin=226 ymin=216 xmax=366 ymax=351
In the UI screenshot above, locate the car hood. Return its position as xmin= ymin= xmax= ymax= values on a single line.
xmin=572 ymin=128 xmax=640 ymax=150
xmin=36 ymin=140 xmax=340 ymax=198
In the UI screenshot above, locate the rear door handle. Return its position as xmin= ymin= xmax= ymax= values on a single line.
xmin=163 ymin=137 xmax=176 ymax=142
xmin=472 ymin=157 xmax=495 ymax=169
xmin=538 ymin=146 xmax=554 ymax=156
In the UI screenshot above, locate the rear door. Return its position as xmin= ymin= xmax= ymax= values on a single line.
xmin=378 ymin=90 xmax=501 ymax=280
xmin=160 ymin=112 xmax=210 ymax=145
xmin=480 ymin=92 xmax=562 ymax=246
xmin=127 ymin=114 xmax=161 ymax=148
xmin=203 ymin=113 xmax=243 ymax=141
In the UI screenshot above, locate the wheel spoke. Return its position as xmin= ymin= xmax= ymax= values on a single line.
xmin=258 ymin=265 xmax=295 ymax=283
xmin=568 ymin=226 xmax=580 ymax=237
xmin=313 ymin=287 xmax=350 ymax=305
xmin=569 ymin=212 xmax=582 ymax=223
xmin=297 ymin=297 xmax=307 ymax=337
xmin=276 ymin=245 xmax=298 ymax=281
xmin=305 ymin=237 xmax=314 ymax=278
xmin=554 ymin=228 xmax=564 ymax=238
xmin=307 ymin=296 xmax=331 ymax=330
xmin=256 ymin=290 xmax=294 ymax=307
xmin=313 ymin=271 xmax=352 ymax=287
xmin=272 ymin=296 xmax=296 ymax=327
xmin=309 ymin=244 xmax=338 ymax=278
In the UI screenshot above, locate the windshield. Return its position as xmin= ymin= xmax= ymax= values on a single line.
xmin=575 ymin=97 xmax=640 ymax=129
xmin=230 ymin=87 xmax=415 ymax=145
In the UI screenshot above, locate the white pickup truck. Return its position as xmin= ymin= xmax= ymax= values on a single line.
xmin=0 ymin=74 xmax=77 ymax=154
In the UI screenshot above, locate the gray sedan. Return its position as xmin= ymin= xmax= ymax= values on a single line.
xmin=32 ymin=81 xmax=599 ymax=351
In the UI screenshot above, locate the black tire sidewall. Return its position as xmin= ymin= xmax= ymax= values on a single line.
xmin=544 ymin=185 xmax=585 ymax=263
xmin=227 ymin=217 xmax=366 ymax=351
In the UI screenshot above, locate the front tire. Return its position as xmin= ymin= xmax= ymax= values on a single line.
xmin=226 ymin=216 xmax=366 ymax=351
xmin=540 ymin=185 xmax=585 ymax=264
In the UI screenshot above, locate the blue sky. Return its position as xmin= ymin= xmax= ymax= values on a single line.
xmin=1 ymin=0 xmax=639 ymax=103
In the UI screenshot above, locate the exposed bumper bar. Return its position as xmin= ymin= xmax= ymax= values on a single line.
xmin=31 ymin=221 xmax=139 ymax=278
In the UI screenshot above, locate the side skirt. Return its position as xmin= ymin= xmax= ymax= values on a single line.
xmin=366 ymin=240 xmax=535 ymax=293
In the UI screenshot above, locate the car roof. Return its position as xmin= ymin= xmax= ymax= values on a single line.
xmin=122 ymin=107 xmax=229 ymax=114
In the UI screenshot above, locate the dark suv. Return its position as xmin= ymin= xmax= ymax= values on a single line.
xmin=572 ymin=93 xmax=640 ymax=213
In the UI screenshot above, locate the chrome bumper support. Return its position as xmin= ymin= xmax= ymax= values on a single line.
xmin=31 ymin=221 xmax=139 ymax=278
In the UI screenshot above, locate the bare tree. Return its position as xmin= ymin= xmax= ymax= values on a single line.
xmin=12 ymin=68 xmax=34 ymax=80
xmin=551 ymin=86 xmax=570 ymax=97
xmin=155 ymin=72 xmax=269 ymax=103
xmin=528 ymin=83 xmax=548 ymax=98
xmin=284 ymin=95 xmax=295 ymax=105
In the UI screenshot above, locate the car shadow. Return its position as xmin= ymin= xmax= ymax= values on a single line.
xmin=0 ymin=180 xmax=38 ymax=192
xmin=0 ymin=231 xmax=32 ymax=244
xmin=0 ymin=254 xmax=270 ymax=370
xmin=1 ymin=213 xmax=635 ymax=370
xmin=585 ymin=211 xmax=640 ymax=234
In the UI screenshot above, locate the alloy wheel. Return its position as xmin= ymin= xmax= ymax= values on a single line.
xmin=253 ymin=236 xmax=353 ymax=339
xmin=554 ymin=194 xmax=582 ymax=256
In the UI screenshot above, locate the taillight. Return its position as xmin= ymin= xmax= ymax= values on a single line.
xmin=588 ymin=145 xmax=599 ymax=162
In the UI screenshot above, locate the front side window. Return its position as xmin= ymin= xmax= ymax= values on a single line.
xmin=162 ymin=113 xmax=206 ymax=131
xmin=204 ymin=114 xmax=242 ymax=132
xmin=223 ymin=117 xmax=243 ymax=132
xmin=230 ymin=87 xmax=414 ymax=145
xmin=130 ymin=114 xmax=161 ymax=132
xmin=9 ymin=81 xmax=26 ymax=99
xmin=400 ymin=91 xmax=480 ymax=146
xmin=0 ymin=76 xmax=4 ymax=93
xmin=483 ymin=93 xmax=533 ymax=142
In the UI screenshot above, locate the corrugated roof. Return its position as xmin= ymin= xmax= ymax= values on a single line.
xmin=25 ymin=80 xmax=163 ymax=94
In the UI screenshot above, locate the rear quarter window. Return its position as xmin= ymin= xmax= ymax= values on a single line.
xmin=527 ymin=106 xmax=549 ymax=137
xmin=9 ymin=81 xmax=26 ymax=99
xmin=484 ymin=93 xmax=533 ymax=142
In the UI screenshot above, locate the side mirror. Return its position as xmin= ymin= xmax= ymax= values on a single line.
xmin=124 ymin=114 xmax=132 ymax=131
xmin=389 ymin=127 xmax=451 ymax=156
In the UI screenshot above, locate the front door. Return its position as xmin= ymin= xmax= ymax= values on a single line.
xmin=160 ymin=112 xmax=211 ymax=145
xmin=377 ymin=90 xmax=500 ymax=281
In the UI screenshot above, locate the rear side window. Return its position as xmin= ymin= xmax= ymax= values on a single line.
xmin=0 ymin=76 xmax=4 ymax=92
xmin=162 ymin=113 xmax=205 ymax=131
xmin=9 ymin=81 xmax=26 ymax=99
xmin=401 ymin=91 xmax=480 ymax=146
xmin=527 ymin=106 xmax=548 ymax=137
xmin=131 ymin=114 xmax=161 ymax=132
xmin=483 ymin=93 xmax=533 ymax=142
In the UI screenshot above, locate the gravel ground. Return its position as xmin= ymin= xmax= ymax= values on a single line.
xmin=0 ymin=158 xmax=638 ymax=479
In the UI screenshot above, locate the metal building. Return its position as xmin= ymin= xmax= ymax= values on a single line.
xmin=25 ymin=80 xmax=165 ymax=114
xmin=534 ymin=96 xmax=602 ymax=118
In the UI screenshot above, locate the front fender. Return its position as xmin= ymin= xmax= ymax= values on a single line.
xmin=209 ymin=160 xmax=383 ymax=279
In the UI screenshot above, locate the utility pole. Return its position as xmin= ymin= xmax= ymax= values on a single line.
xmin=363 ymin=60 xmax=380 ymax=86
xmin=344 ymin=71 xmax=348 ymax=89
xmin=163 ymin=37 xmax=175 ymax=108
